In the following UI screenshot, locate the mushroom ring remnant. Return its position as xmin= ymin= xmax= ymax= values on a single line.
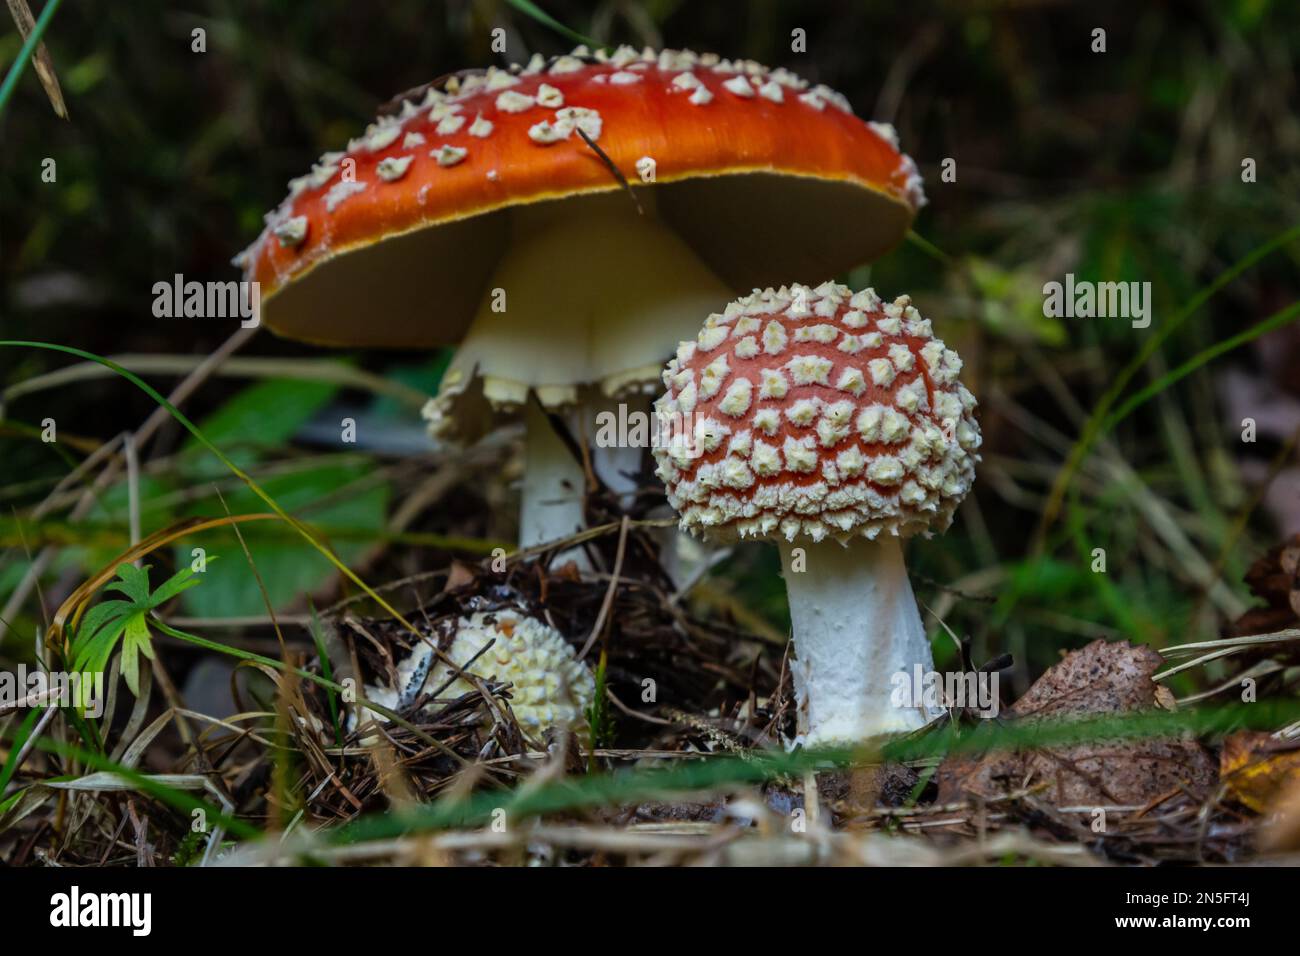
xmin=652 ymin=283 xmax=981 ymax=745
xmin=234 ymin=45 xmax=926 ymax=554
xmin=353 ymin=611 xmax=595 ymax=743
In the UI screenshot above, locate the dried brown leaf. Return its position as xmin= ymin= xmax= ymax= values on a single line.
xmin=936 ymin=639 xmax=1217 ymax=806
xmin=1219 ymin=730 xmax=1300 ymax=813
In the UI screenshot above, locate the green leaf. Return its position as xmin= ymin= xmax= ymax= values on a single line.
xmin=184 ymin=379 xmax=338 ymax=479
xmin=0 ymin=709 xmax=42 ymax=794
xmin=0 ymin=788 xmax=25 ymax=817
xmin=119 ymin=612 xmax=152 ymax=696
xmin=178 ymin=462 xmax=389 ymax=618
xmin=78 ymin=637 xmax=118 ymax=711
xmin=105 ymin=563 xmax=151 ymax=604
xmin=1006 ymin=557 xmax=1088 ymax=601
xmin=67 ymin=562 xmax=177 ymax=708
xmin=120 ymin=619 xmax=141 ymax=696
xmin=73 ymin=599 xmax=133 ymax=652
xmin=73 ymin=616 xmax=128 ymax=674
xmin=136 ymin=620 xmax=157 ymax=661
xmin=148 ymin=563 xmax=204 ymax=607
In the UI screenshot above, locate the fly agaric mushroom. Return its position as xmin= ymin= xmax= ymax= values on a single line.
xmin=353 ymin=610 xmax=595 ymax=741
xmin=235 ymin=46 xmax=925 ymax=551
xmin=652 ymin=283 xmax=980 ymax=745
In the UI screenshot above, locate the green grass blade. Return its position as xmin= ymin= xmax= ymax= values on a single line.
xmin=331 ymin=697 xmax=1300 ymax=844
xmin=307 ymin=600 xmax=342 ymax=747
xmin=504 ymin=0 xmax=599 ymax=47
xmin=905 ymin=229 xmax=953 ymax=265
xmin=1103 ymin=298 xmax=1300 ymax=432
xmin=0 ymin=721 xmax=257 ymax=839
xmin=0 ymin=0 xmax=64 ymax=117
xmin=1039 ymin=223 xmax=1300 ymax=533
xmin=0 ymin=706 xmax=43 ymax=793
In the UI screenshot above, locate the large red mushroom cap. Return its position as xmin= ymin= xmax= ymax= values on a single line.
xmin=652 ymin=283 xmax=981 ymax=544
xmin=235 ymin=46 xmax=925 ymax=350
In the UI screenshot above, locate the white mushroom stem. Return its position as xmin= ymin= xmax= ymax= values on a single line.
xmin=520 ymin=397 xmax=588 ymax=553
xmin=519 ymin=392 xmax=648 ymax=557
xmin=586 ymin=391 xmax=647 ymax=505
xmin=778 ymin=535 xmax=939 ymax=747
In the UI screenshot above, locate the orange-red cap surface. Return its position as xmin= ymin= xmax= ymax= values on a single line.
xmin=237 ymin=46 xmax=926 ymax=349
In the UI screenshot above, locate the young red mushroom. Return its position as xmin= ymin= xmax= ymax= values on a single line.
xmin=236 ymin=46 xmax=924 ymax=552
xmin=652 ymin=283 xmax=981 ymax=745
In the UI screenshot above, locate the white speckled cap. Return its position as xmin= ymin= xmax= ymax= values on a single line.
xmin=652 ymin=283 xmax=981 ymax=544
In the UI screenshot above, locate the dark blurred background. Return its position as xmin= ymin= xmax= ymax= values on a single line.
xmin=2 ymin=0 xmax=1298 ymax=695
